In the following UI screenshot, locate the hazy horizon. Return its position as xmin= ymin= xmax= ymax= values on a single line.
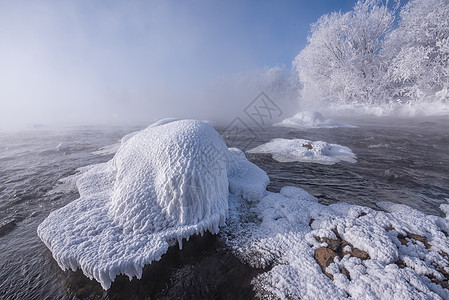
xmin=0 ymin=0 xmax=358 ymax=129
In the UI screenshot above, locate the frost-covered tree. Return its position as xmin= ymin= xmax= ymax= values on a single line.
xmin=383 ymin=0 xmax=449 ymax=103
xmin=257 ymin=65 xmax=301 ymax=104
xmin=294 ymin=0 xmax=398 ymax=105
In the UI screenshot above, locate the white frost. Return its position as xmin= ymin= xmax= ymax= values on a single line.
xmin=223 ymin=186 xmax=449 ymax=299
xmin=275 ymin=111 xmax=355 ymax=129
xmin=38 ymin=120 xmax=268 ymax=289
xmin=248 ymin=138 xmax=357 ymax=165
xmin=227 ymin=148 xmax=270 ymax=202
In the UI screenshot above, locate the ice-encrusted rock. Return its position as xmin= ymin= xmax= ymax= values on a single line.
xmin=228 ymin=148 xmax=269 ymax=202
xmin=38 ymin=119 xmax=268 ymax=289
xmin=224 ymin=186 xmax=449 ymax=299
xmin=275 ymin=111 xmax=355 ymax=129
xmin=248 ymin=138 xmax=357 ymax=165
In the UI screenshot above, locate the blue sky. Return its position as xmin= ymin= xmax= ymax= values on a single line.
xmin=0 ymin=0 xmax=359 ymax=127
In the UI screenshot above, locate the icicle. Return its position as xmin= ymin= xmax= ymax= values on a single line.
xmin=178 ymin=236 xmax=183 ymax=250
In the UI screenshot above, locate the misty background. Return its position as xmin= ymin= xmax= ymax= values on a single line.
xmin=0 ymin=0 xmax=358 ymax=129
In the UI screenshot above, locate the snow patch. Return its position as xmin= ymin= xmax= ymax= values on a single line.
xmin=275 ymin=111 xmax=355 ymax=129
xmin=247 ymin=138 xmax=356 ymax=165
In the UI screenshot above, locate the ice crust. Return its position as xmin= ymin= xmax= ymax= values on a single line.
xmin=248 ymin=138 xmax=357 ymax=165
xmin=275 ymin=111 xmax=355 ymax=129
xmin=38 ymin=120 xmax=269 ymax=289
xmin=223 ymin=186 xmax=449 ymax=299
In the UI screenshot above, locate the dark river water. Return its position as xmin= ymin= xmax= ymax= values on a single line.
xmin=0 ymin=117 xmax=448 ymax=299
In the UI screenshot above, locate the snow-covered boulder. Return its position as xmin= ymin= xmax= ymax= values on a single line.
xmin=248 ymin=138 xmax=356 ymax=165
xmin=38 ymin=119 xmax=268 ymax=289
xmin=275 ymin=111 xmax=355 ymax=129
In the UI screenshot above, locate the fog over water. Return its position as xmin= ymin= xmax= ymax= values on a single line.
xmin=0 ymin=0 xmax=359 ymax=129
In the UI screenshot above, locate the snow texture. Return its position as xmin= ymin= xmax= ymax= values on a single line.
xmin=38 ymin=119 xmax=269 ymax=289
xmin=248 ymin=138 xmax=357 ymax=165
xmin=275 ymin=111 xmax=355 ymax=129
xmin=223 ymin=186 xmax=449 ymax=299
xmin=227 ymin=148 xmax=269 ymax=202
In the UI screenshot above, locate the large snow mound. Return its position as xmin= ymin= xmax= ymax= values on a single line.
xmin=38 ymin=120 xmax=268 ymax=289
xmin=275 ymin=111 xmax=355 ymax=129
xmin=223 ymin=186 xmax=449 ymax=299
xmin=248 ymin=138 xmax=356 ymax=165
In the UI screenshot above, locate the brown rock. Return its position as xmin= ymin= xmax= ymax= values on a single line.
xmin=302 ymin=143 xmax=313 ymax=150
xmin=397 ymin=234 xmax=408 ymax=246
xmin=309 ymin=219 xmax=315 ymax=227
xmin=341 ymin=240 xmax=353 ymax=249
xmin=395 ymin=259 xmax=406 ymax=268
xmin=359 ymin=212 xmax=367 ymax=217
xmin=315 ymin=247 xmax=337 ymax=280
xmin=440 ymin=251 xmax=449 ymax=260
xmin=351 ymin=248 xmax=370 ymax=260
xmin=385 ymin=227 xmax=395 ymax=232
xmin=321 ymin=237 xmax=340 ymax=252
xmin=341 ymin=240 xmax=353 ymax=256
xmin=437 ymin=267 xmax=449 ymax=279
xmin=406 ymin=231 xmax=431 ymax=249
xmin=440 ymin=281 xmax=449 ymax=290
xmin=315 ymin=247 xmax=337 ymax=267
xmin=429 ymin=277 xmax=449 ymax=290
xmin=331 ymin=228 xmax=341 ymax=239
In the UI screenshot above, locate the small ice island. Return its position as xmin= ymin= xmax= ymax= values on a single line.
xmin=275 ymin=111 xmax=356 ymax=129
xmin=38 ymin=119 xmax=449 ymax=299
xmin=248 ymin=138 xmax=357 ymax=165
